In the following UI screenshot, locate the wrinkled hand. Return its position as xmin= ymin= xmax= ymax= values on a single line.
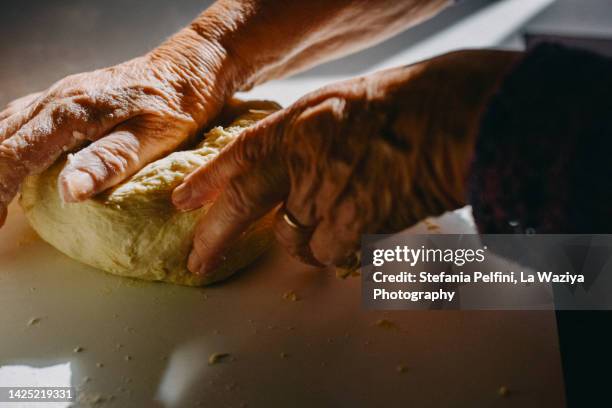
xmin=173 ymin=50 xmax=521 ymax=276
xmin=0 ymin=32 xmax=232 ymax=226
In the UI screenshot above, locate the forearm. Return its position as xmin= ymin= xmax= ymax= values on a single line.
xmin=155 ymin=0 xmax=452 ymax=95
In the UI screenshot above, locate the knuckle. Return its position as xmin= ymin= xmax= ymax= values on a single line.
xmin=296 ymin=97 xmax=345 ymax=127
xmin=223 ymin=179 xmax=253 ymax=220
xmin=309 ymin=235 xmax=333 ymax=266
xmin=289 ymin=97 xmax=349 ymax=151
xmin=46 ymin=95 xmax=118 ymax=135
xmin=232 ymin=136 xmax=257 ymax=169
xmin=184 ymin=168 xmax=209 ymax=195
xmin=88 ymin=140 xmax=137 ymax=176
xmin=48 ymin=101 xmax=82 ymax=125
xmin=193 ymin=227 xmax=214 ymax=254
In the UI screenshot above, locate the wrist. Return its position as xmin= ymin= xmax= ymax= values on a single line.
xmin=147 ymin=27 xmax=244 ymax=125
xmin=426 ymin=50 xmax=522 ymax=206
xmin=378 ymin=50 xmax=521 ymax=217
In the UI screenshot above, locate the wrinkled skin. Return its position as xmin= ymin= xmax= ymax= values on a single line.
xmin=0 ymin=32 xmax=230 ymax=223
xmin=0 ymin=0 xmax=520 ymax=279
xmin=0 ymin=0 xmax=452 ymax=230
xmin=172 ymin=50 xmax=521 ymax=276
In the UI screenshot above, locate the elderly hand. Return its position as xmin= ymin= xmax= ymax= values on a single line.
xmin=172 ymin=49 xmax=521 ymax=276
xmin=0 ymin=29 xmax=236 ymax=227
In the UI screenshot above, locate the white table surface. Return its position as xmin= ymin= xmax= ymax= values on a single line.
xmin=0 ymin=202 xmax=565 ymax=407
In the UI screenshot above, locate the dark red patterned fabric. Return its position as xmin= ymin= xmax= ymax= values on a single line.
xmin=468 ymin=44 xmax=612 ymax=234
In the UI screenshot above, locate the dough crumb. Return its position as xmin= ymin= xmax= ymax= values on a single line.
xmin=76 ymin=390 xmax=112 ymax=406
xmin=375 ymin=319 xmax=397 ymax=330
xmin=396 ymin=364 xmax=408 ymax=373
xmin=498 ymin=385 xmax=510 ymax=397
xmin=73 ymin=346 xmax=84 ymax=353
xmin=96 ymin=363 xmax=104 ymax=368
xmin=27 ymin=317 xmax=42 ymax=326
xmin=336 ymin=268 xmax=352 ymax=279
xmin=124 ymin=355 xmax=132 ymax=361
xmin=282 ymin=290 xmax=300 ymax=301
xmin=424 ymin=219 xmax=440 ymax=231
xmin=280 ymin=352 xmax=289 ymax=359
xmin=208 ymin=353 xmax=231 ymax=365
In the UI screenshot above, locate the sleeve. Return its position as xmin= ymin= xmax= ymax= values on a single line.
xmin=467 ymin=43 xmax=612 ymax=234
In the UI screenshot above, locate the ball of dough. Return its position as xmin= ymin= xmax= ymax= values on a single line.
xmin=20 ymin=100 xmax=280 ymax=286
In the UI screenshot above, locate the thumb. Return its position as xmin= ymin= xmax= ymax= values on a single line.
xmin=59 ymin=119 xmax=185 ymax=202
xmin=172 ymin=110 xmax=285 ymax=211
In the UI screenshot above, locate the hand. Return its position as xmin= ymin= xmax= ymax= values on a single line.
xmin=0 ymin=29 xmax=235 ymax=227
xmin=172 ymin=49 xmax=521 ymax=276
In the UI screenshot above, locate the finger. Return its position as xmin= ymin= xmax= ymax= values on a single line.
xmin=0 ymin=103 xmax=117 ymax=211
xmin=0 ymin=105 xmax=39 ymax=144
xmin=272 ymin=206 xmax=323 ymax=267
xmin=58 ymin=120 xmax=184 ymax=202
xmin=0 ymin=115 xmax=76 ymax=212
xmin=0 ymin=92 xmax=41 ymax=122
xmin=187 ymin=167 xmax=287 ymax=276
xmin=172 ymin=109 xmax=286 ymax=210
xmin=309 ymin=201 xmax=362 ymax=267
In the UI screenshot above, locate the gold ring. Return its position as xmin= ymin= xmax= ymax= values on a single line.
xmin=282 ymin=210 xmax=302 ymax=229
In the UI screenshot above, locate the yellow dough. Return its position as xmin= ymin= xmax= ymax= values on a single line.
xmin=20 ymin=100 xmax=280 ymax=286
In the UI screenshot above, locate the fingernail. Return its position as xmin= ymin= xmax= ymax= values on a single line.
xmin=172 ymin=184 xmax=192 ymax=209
xmin=201 ymin=255 xmax=224 ymax=276
xmin=60 ymin=171 xmax=94 ymax=203
xmin=188 ymin=250 xmax=205 ymax=276
xmin=188 ymin=250 xmax=222 ymax=277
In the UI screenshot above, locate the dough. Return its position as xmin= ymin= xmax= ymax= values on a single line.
xmin=20 ymin=100 xmax=280 ymax=286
